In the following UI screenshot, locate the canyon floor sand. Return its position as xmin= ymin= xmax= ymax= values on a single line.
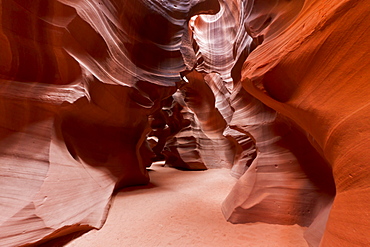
xmin=66 ymin=163 xmax=308 ymax=247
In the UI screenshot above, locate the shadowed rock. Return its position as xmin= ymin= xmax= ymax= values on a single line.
xmin=0 ymin=0 xmax=369 ymax=246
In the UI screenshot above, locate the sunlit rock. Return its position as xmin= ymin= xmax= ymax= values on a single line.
xmin=0 ymin=0 xmax=369 ymax=246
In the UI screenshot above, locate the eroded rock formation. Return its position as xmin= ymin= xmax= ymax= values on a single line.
xmin=0 ymin=0 xmax=369 ymax=246
xmin=224 ymin=1 xmax=370 ymax=246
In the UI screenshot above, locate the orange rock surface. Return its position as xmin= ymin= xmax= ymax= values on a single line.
xmin=0 ymin=0 xmax=369 ymax=246
xmin=236 ymin=1 xmax=370 ymax=246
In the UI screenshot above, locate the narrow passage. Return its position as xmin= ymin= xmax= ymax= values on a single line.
xmin=67 ymin=163 xmax=307 ymax=247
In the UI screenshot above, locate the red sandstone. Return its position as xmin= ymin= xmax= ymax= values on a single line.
xmin=0 ymin=0 xmax=369 ymax=246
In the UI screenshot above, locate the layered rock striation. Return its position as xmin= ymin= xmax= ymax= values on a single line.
xmin=0 ymin=0 xmax=217 ymax=245
xmin=0 ymin=0 xmax=369 ymax=246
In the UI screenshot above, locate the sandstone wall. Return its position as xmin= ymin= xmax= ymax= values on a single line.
xmin=0 ymin=0 xmax=368 ymax=246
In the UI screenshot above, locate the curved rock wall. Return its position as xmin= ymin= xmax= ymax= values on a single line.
xmin=0 ymin=0 xmax=216 ymax=245
xmin=239 ymin=1 xmax=370 ymax=246
xmin=0 ymin=0 xmax=369 ymax=246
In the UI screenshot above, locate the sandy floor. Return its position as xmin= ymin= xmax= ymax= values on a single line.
xmin=66 ymin=163 xmax=308 ymax=247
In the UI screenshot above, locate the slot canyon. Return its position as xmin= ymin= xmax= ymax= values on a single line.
xmin=0 ymin=0 xmax=369 ymax=246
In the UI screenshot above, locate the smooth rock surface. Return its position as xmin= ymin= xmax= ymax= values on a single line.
xmin=66 ymin=163 xmax=308 ymax=247
xmin=0 ymin=0 xmax=369 ymax=246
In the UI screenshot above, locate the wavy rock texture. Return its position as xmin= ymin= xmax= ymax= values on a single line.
xmin=189 ymin=2 xmax=336 ymax=243
xmin=0 ymin=0 xmax=369 ymax=246
xmin=218 ymin=0 xmax=369 ymax=246
xmin=0 ymin=0 xmax=218 ymax=246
